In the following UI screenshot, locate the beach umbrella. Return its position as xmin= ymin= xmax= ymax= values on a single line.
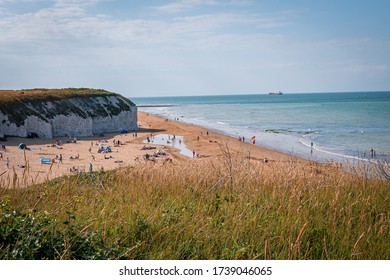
xmin=18 ymin=143 xmax=27 ymax=149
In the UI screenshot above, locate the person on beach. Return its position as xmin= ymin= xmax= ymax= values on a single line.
xmin=311 ymin=142 xmax=313 ymax=155
xmin=59 ymin=154 xmax=63 ymax=163
xmin=0 ymin=152 xmax=2 ymax=160
xmin=89 ymin=162 xmax=93 ymax=172
xmin=193 ymin=150 xmax=196 ymax=158
xmin=5 ymin=157 xmax=10 ymax=168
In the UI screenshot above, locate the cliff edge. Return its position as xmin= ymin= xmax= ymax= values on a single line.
xmin=0 ymin=88 xmax=138 ymax=139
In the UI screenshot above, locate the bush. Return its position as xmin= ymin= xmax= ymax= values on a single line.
xmin=0 ymin=200 xmax=124 ymax=260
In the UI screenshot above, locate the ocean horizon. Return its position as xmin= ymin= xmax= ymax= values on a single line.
xmin=132 ymin=91 xmax=390 ymax=163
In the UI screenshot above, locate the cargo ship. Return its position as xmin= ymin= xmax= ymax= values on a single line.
xmin=268 ymin=91 xmax=283 ymax=95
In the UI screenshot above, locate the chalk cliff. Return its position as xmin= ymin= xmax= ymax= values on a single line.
xmin=0 ymin=88 xmax=138 ymax=139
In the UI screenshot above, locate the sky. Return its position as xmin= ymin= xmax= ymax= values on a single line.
xmin=0 ymin=0 xmax=390 ymax=97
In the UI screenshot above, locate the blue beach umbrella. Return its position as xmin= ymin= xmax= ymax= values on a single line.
xmin=18 ymin=143 xmax=27 ymax=149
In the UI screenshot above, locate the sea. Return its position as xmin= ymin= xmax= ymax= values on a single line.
xmin=132 ymin=92 xmax=390 ymax=164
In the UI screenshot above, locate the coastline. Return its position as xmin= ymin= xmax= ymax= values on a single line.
xmin=134 ymin=92 xmax=390 ymax=164
xmin=0 ymin=111 xmax=304 ymax=188
xmin=138 ymin=108 xmax=351 ymax=164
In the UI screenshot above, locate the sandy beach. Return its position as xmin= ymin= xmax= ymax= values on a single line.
xmin=1 ymin=111 xmax=388 ymax=262
xmin=0 ymin=111 xmax=299 ymax=187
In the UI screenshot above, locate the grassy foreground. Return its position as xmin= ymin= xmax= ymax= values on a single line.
xmin=0 ymin=149 xmax=389 ymax=260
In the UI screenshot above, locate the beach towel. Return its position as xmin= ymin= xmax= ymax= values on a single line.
xmin=40 ymin=157 xmax=52 ymax=164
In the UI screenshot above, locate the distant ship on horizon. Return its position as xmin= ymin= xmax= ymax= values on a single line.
xmin=268 ymin=91 xmax=283 ymax=95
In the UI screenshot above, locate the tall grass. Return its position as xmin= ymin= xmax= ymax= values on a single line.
xmin=0 ymin=150 xmax=389 ymax=259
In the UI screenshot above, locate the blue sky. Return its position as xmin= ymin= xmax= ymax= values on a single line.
xmin=0 ymin=0 xmax=389 ymax=97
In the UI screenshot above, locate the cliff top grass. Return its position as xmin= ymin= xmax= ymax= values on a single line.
xmin=0 ymin=88 xmax=119 ymax=104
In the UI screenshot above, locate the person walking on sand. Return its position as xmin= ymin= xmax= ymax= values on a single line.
xmin=59 ymin=154 xmax=63 ymax=163
xmin=89 ymin=162 xmax=93 ymax=172
xmin=5 ymin=157 xmax=10 ymax=168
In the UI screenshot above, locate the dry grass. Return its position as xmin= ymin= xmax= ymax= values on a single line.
xmin=0 ymin=150 xmax=389 ymax=259
xmin=0 ymin=88 xmax=115 ymax=104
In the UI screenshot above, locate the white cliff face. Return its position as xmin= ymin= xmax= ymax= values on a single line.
xmin=0 ymin=94 xmax=138 ymax=139
xmin=51 ymin=115 xmax=93 ymax=137
xmin=24 ymin=116 xmax=53 ymax=138
xmin=92 ymin=110 xmax=137 ymax=135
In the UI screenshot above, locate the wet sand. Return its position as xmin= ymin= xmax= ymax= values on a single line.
xmin=0 ymin=111 xmax=300 ymax=187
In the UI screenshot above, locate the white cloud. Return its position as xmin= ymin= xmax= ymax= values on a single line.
xmin=153 ymin=0 xmax=252 ymax=13
xmin=153 ymin=0 xmax=220 ymax=13
xmin=0 ymin=0 xmax=287 ymax=52
xmin=53 ymin=0 xmax=110 ymax=7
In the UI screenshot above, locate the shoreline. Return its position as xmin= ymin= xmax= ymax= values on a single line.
xmin=0 ymin=111 xmax=308 ymax=188
xmin=138 ymin=107 xmax=387 ymax=165
xmin=137 ymin=111 xmax=299 ymax=161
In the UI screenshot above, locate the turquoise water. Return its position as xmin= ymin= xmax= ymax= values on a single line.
xmin=132 ymin=92 xmax=390 ymax=163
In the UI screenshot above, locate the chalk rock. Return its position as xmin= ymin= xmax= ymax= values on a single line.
xmin=0 ymin=88 xmax=138 ymax=138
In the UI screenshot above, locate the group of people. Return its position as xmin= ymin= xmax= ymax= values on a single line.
xmin=113 ymin=139 xmax=122 ymax=147
xmin=0 ymin=151 xmax=11 ymax=169
xmin=1 ymin=145 xmax=6 ymax=166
